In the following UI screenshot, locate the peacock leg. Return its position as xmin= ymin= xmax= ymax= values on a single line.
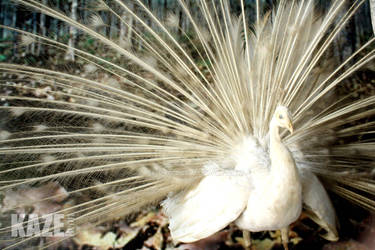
xmin=281 ymin=227 xmax=289 ymax=250
xmin=242 ymin=230 xmax=251 ymax=249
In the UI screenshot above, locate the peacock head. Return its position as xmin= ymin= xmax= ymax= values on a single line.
xmin=273 ymin=106 xmax=294 ymax=134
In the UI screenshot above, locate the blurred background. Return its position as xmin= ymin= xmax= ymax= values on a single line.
xmin=0 ymin=0 xmax=373 ymax=64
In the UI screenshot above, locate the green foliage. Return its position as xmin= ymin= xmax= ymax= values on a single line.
xmin=0 ymin=54 xmax=7 ymax=62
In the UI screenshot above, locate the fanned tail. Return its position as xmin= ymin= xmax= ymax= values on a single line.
xmin=0 ymin=0 xmax=375 ymax=248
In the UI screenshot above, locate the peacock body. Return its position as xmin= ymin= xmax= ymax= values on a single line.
xmin=0 ymin=0 xmax=375 ymax=249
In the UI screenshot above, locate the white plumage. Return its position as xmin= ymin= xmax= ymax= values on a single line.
xmin=163 ymin=165 xmax=251 ymax=243
xmin=235 ymin=107 xmax=302 ymax=233
xmin=163 ymin=106 xmax=337 ymax=248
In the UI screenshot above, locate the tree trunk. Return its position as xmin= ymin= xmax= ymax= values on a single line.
xmin=65 ymin=0 xmax=78 ymax=61
xmin=120 ymin=12 xmax=126 ymax=44
xmin=31 ymin=12 xmax=37 ymax=55
xmin=110 ymin=13 xmax=117 ymax=40
xmin=178 ymin=4 xmax=183 ymax=36
xmin=12 ymin=4 xmax=18 ymax=57
xmin=0 ymin=0 xmax=4 ymax=39
xmin=127 ymin=2 xmax=135 ymax=49
xmin=37 ymin=0 xmax=47 ymax=56
xmin=370 ymin=0 xmax=375 ymax=34
xmin=163 ymin=0 xmax=168 ymax=20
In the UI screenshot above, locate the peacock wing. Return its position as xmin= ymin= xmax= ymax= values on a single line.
xmin=287 ymin=128 xmax=338 ymax=240
xmin=299 ymin=168 xmax=338 ymax=241
xmin=162 ymin=163 xmax=251 ymax=243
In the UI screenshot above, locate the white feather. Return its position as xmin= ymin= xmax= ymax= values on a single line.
xmin=162 ymin=163 xmax=251 ymax=243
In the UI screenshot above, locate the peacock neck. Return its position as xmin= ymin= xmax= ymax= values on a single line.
xmin=269 ymin=119 xmax=296 ymax=177
xmin=269 ymin=119 xmax=282 ymax=153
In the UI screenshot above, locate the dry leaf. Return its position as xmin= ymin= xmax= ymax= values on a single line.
xmin=1 ymin=182 xmax=68 ymax=215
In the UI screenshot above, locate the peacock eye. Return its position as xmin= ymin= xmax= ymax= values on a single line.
xmin=279 ymin=114 xmax=283 ymax=119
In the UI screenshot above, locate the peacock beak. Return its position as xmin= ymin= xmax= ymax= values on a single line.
xmin=287 ymin=122 xmax=294 ymax=134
